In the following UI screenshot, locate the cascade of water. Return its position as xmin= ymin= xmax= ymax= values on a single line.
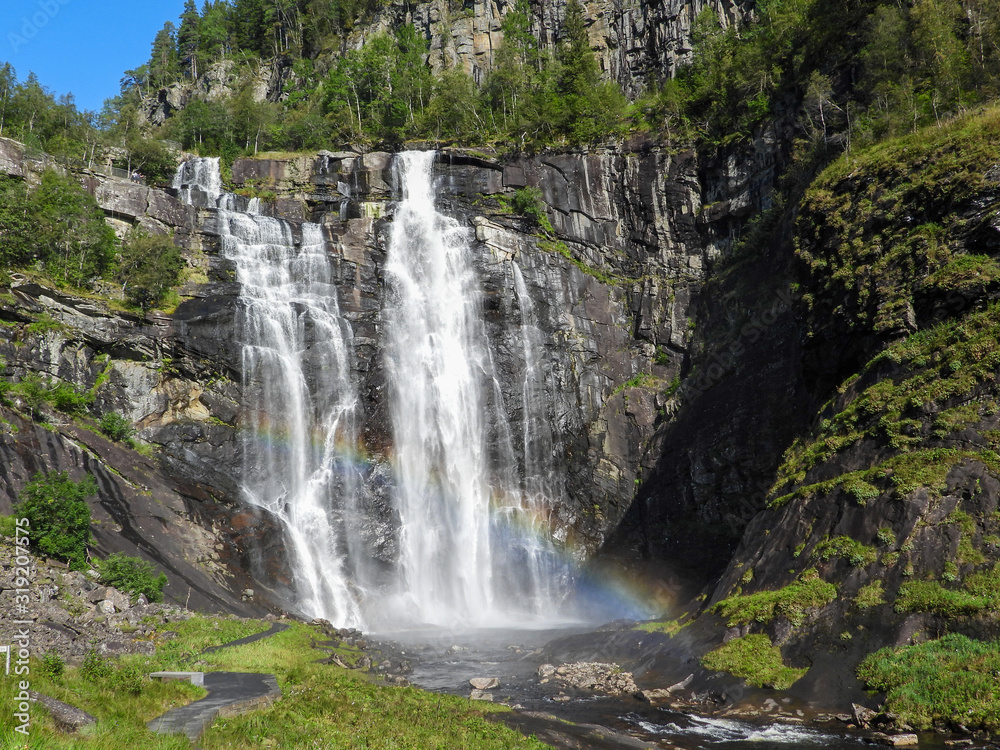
xmin=384 ymin=152 xmax=569 ymax=627
xmin=175 ymin=153 xmax=572 ymax=630
xmin=174 ymin=157 xmax=365 ymax=628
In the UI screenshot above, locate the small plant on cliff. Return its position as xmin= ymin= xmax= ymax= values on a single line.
xmin=99 ymin=412 xmax=135 ymax=444
xmin=855 ymin=580 xmax=885 ymax=610
xmin=701 ymin=633 xmax=806 ymax=690
xmin=511 ymin=187 xmax=554 ymax=236
xmin=15 ymin=471 xmax=94 ymax=570
xmin=98 ymin=553 xmax=167 ymax=603
xmin=713 ymin=569 xmax=837 ymax=626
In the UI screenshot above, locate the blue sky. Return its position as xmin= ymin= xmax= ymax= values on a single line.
xmin=0 ymin=1 xmax=188 ymax=114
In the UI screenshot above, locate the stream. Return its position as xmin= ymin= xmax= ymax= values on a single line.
xmin=374 ymin=626 xmax=888 ymax=750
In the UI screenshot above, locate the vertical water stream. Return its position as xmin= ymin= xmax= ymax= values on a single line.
xmin=383 ymin=152 xmax=568 ymax=627
xmin=174 ymin=158 xmax=365 ymax=628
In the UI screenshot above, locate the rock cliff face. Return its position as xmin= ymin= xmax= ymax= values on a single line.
xmin=140 ymin=0 xmax=749 ymax=124
xmin=0 ymin=133 xmax=774 ymax=615
xmin=359 ymin=0 xmax=744 ymax=93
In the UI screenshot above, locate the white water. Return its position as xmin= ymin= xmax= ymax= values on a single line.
xmin=383 ymin=151 xmax=568 ymax=627
xmin=174 ymin=158 xmax=365 ymax=627
xmin=174 ymin=153 xmax=570 ymax=629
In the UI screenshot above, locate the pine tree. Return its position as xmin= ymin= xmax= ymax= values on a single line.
xmin=149 ymin=22 xmax=180 ymax=89
xmin=557 ymin=0 xmax=598 ymax=97
xmin=177 ymin=0 xmax=202 ymax=79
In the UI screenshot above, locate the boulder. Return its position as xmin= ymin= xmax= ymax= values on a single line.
xmin=470 ymin=677 xmax=500 ymax=690
xmin=852 ymin=703 xmax=877 ymax=729
xmin=29 ymin=692 xmax=95 ymax=733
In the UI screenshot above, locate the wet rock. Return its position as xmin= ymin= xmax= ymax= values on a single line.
xmin=546 ymin=662 xmax=640 ymax=697
xmin=877 ymin=734 xmax=919 ymax=747
xmin=470 ymin=677 xmax=500 ymax=690
xmin=853 ymin=703 xmax=878 ymax=729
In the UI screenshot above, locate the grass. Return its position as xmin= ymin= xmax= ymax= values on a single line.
xmin=815 ymin=536 xmax=877 ymax=568
xmin=0 ymin=616 xmax=547 ymax=749
xmin=857 ymin=633 xmax=1000 ymax=731
xmin=854 ymin=580 xmax=885 ymax=610
xmin=633 ymin=619 xmax=687 ymax=636
xmin=701 ymin=634 xmax=806 ymax=690
xmin=797 ymin=105 xmax=1000 ymax=342
xmin=712 ymin=569 xmax=837 ymax=626
xmin=537 ymin=239 xmax=631 ymax=287
xmin=610 ymin=372 xmax=657 ymax=397
xmin=895 ymin=565 xmax=1000 ymax=617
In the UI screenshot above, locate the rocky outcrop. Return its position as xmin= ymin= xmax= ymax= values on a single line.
xmin=357 ymin=0 xmax=745 ymax=93
xmin=139 ymin=0 xmax=750 ymax=125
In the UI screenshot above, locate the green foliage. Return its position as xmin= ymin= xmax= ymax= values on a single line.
xmin=24 ymin=313 xmax=67 ymax=335
xmin=701 ymin=633 xmax=807 ymax=690
xmin=99 ymin=412 xmax=135 ymax=443
xmin=713 ymin=569 xmax=837 ymax=626
xmin=511 ymin=187 xmax=554 ymax=235
xmin=0 ymin=175 xmax=32 ymax=269
xmin=40 ymin=650 xmax=65 ymax=679
xmin=816 ymin=536 xmax=878 ymax=567
xmin=116 ymin=228 xmax=184 ymax=310
xmin=80 ymin=650 xmax=114 ymax=683
xmin=15 ymin=471 xmax=94 ymax=570
xmin=125 ymin=136 xmax=177 ymax=185
xmin=0 ymin=372 xmax=94 ymax=420
xmin=895 ymin=579 xmax=998 ymax=617
xmin=31 ymin=170 xmax=117 ymax=288
xmin=98 ymin=553 xmax=168 ymax=603
xmin=112 ymin=662 xmax=147 ymax=696
xmin=47 ymin=381 xmax=94 ymax=415
xmin=855 ymin=580 xmax=885 ymax=609
xmin=857 ymin=634 xmax=1000 ymax=731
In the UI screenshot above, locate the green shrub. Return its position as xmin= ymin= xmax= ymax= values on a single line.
xmin=15 ymin=471 xmax=94 ymax=570
xmin=116 ymin=228 xmax=184 ymax=310
xmin=857 ymin=634 xmax=1000 ymax=731
xmin=98 ymin=552 xmax=167 ymax=603
xmin=511 ymin=187 xmax=554 ymax=235
xmin=47 ymin=381 xmax=93 ymax=415
xmin=112 ymin=662 xmax=146 ymax=695
xmin=99 ymin=412 xmax=135 ymax=443
xmin=80 ymin=650 xmax=113 ymax=682
xmin=701 ymin=634 xmax=807 ymax=690
xmin=40 ymin=650 xmax=65 ymax=679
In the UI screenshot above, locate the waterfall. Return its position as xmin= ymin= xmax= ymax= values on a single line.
xmin=174 ymin=153 xmax=570 ymax=630
xmin=174 ymin=158 xmax=365 ymax=628
xmin=383 ymin=152 xmax=569 ymax=627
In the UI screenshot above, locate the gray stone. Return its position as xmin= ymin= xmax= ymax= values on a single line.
xmin=852 ymin=703 xmax=877 ymax=729
xmin=29 ymin=692 xmax=96 ymax=733
xmin=470 ymin=677 xmax=500 ymax=690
